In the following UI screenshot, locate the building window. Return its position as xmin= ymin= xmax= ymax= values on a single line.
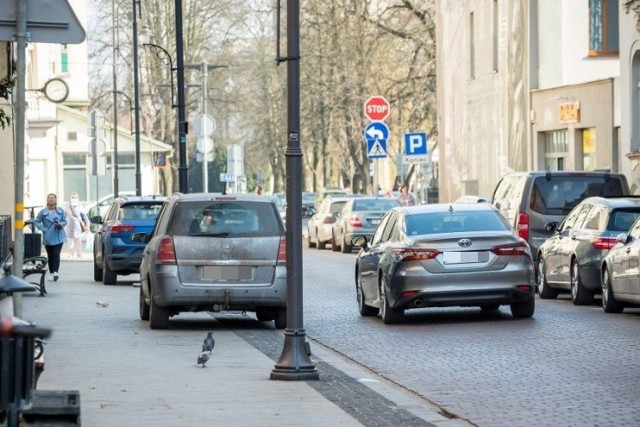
xmin=544 ymin=130 xmax=568 ymax=171
xmin=588 ymin=0 xmax=619 ymax=56
xmin=469 ymin=12 xmax=475 ymax=79
xmin=493 ymin=0 xmax=498 ymax=72
xmin=582 ymin=128 xmax=596 ymax=171
xmin=63 ymin=153 xmax=88 ymax=200
xmin=61 ymin=44 xmax=69 ymax=73
xmin=67 ymin=131 xmax=77 ymax=141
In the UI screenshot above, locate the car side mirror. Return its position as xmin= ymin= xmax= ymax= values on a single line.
xmin=90 ymin=215 xmax=102 ymax=225
xmin=616 ymin=233 xmax=629 ymax=244
xmin=351 ymin=235 xmax=367 ymax=248
xmin=495 ymin=202 xmax=501 ymax=209
xmin=131 ymin=232 xmax=149 ymax=243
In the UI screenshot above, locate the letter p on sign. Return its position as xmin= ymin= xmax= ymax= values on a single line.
xmin=404 ymin=132 xmax=428 ymax=155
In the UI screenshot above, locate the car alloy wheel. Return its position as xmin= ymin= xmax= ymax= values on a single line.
xmin=537 ymin=258 xmax=559 ymax=299
xmin=570 ymin=261 xmax=594 ymax=306
xmin=139 ymin=284 xmax=150 ymax=321
xmin=601 ymin=268 xmax=624 ymax=314
xmin=379 ymin=276 xmax=403 ymax=324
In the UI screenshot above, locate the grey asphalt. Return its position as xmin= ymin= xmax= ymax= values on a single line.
xmin=18 ymin=258 xmax=473 ymax=427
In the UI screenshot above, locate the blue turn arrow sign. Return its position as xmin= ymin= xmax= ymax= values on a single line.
xmin=364 ymin=122 xmax=389 ymax=159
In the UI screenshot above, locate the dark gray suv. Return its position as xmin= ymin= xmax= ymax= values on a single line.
xmin=136 ymin=193 xmax=287 ymax=329
xmin=491 ymin=171 xmax=630 ymax=263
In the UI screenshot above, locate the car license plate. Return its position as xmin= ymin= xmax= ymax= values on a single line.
xmin=442 ymin=251 xmax=486 ymax=264
xmin=203 ymin=266 xmax=252 ymax=280
xmin=370 ymin=219 xmax=381 ymax=225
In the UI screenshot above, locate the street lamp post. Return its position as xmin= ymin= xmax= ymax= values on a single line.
xmin=132 ymin=0 xmax=143 ymax=196
xmin=175 ymin=0 xmax=188 ymax=193
xmin=112 ymin=0 xmax=119 ymax=197
xmin=270 ymin=0 xmax=318 ymax=381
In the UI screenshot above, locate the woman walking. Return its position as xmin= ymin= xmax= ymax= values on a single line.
xmin=64 ymin=192 xmax=89 ymax=259
xmin=33 ymin=193 xmax=67 ymax=281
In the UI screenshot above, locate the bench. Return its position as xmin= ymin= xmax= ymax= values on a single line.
xmin=22 ymin=256 xmax=48 ymax=297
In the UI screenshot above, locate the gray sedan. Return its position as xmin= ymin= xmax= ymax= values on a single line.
xmin=331 ymin=197 xmax=400 ymax=253
xmin=600 ymin=216 xmax=640 ymax=313
xmin=353 ymin=203 xmax=536 ymax=324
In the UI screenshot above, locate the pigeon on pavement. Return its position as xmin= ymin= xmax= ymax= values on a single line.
xmin=197 ymin=351 xmax=209 ymax=367
xmin=203 ymin=332 xmax=215 ymax=354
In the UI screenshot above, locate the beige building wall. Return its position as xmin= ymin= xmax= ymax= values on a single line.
xmin=436 ymin=0 xmax=529 ymax=202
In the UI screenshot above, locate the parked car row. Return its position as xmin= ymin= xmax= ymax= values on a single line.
xmin=493 ymin=171 xmax=640 ymax=315
xmin=345 ymin=170 xmax=640 ymax=325
xmin=307 ymin=195 xmax=401 ymax=253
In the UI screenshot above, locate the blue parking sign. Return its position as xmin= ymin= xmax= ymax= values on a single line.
xmin=404 ymin=132 xmax=428 ymax=156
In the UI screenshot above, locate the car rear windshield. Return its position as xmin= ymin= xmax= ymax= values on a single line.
xmin=352 ymin=199 xmax=399 ymax=211
xmin=169 ymin=201 xmax=284 ymax=237
xmin=405 ymin=211 xmax=510 ymax=235
xmin=607 ymin=209 xmax=640 ymax=232
xmin=530 ymin=176 xmax=625 ymax=215
xmin=120 ymin=203 xmax=163 ymax=220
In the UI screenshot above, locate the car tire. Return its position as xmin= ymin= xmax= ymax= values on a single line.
xmin=357 ymin=274 xmax=378 ymax=317
xmin=510 ymin=298 xmax=535 ymax=318
xmin=602 ymin=268 xmax=624 ymax=314
xmin=103 ymin=260 xmax=117 ymax=285
xmin=93 ymin=258 xmax=103 ymax=282
xmin=341 ymin=235 xmax=352 ymax=253
xmin=331 ymin=231 xmax=340 ymax=252
xmin=149 ymin=285 xmax=170 ymax=329
xmin=256 ymin=307 xmax=275 ymax=321
xmin=380 ymin=277 xmax=403 ymax=324
xmin=317 ymin=229 xmax=326 ymax=250
xmin=537 ymin=258 xmax=559 ymax=299
xmin=307 ymin=227 xmax=316 ymax=248
xmin=570 ymin=260 xmax=594 ymax=306
xmin=274 ymin=308 xmax=287 ymax=329
xmin=480 ymin=303 xmax=500 ymax=311
xmin=139 ymin=285 xmax=150 ymax=321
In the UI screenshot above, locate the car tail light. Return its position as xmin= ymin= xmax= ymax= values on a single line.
xmin=110 ymin=223 xmax=135 ymax=234
xmin=348 ymin=215 xmax=363 ymax=227
xmin=517 ymin=284 xmax=533 ymax=292
xmin=277 ymin=237 xmax=287 ymax=265
xmin=392 ymin=248 xmax=440 ymax=261
xmin=156 ymin=236 xmax=176 ymax=264
xmin=492 ymin=242 xmax=530 ymax=256
xmin=516 ymin=212 xmax=529 ymax=240
xmin=591 ymin=236 xmax=617 ymax=250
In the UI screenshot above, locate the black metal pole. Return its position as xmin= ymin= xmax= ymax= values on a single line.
xmin=271 ymin=0 xmax=318 ymax=381
xmin=112 ymin=0 xmax=119 ymax=197
xmin=132 ymin=0 xmax=142 ymax=196
xmin=175 ymin=0 xmax=188 ymax=193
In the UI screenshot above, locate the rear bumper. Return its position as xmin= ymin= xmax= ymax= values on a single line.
xmin=388 ymin=264 xmax=535 ymax=309
xmin=150 ymin=265 xmax=287 ymax=311
xmin=106 ymin=254 xmax=143 ymax=273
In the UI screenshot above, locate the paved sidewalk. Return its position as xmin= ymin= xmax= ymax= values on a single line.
xmin=19 ymin=260 xmax=472 ymax=427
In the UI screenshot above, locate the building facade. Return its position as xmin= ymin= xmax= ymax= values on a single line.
xmin=22 ymin=0 xmax=171 ymax=208
xmin=436 ymin=0 xmax=625 ymax=202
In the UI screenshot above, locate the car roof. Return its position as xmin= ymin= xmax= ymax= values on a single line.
xmin=115 ymin=195 xmax=166 ymax=204
xmin=579 ymin=195 xmax=640 ymax=208
xmin=400 ymin=202 xmax=498 ymax=215
xmin=502 ymin=170 xmax=624 ymax=178
xmin=171 ymin=192 xmax=276 ymax=203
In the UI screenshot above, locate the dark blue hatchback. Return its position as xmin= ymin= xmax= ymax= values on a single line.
xmin=92 ymin=196 xmax=165 ymax=285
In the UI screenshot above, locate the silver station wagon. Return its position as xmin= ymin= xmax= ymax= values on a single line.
xmin=136 ymin=193 xmax=287 ymax=329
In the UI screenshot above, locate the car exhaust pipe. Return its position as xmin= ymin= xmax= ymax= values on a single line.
xmin=414 ymin=299 xmax=424 ymax=307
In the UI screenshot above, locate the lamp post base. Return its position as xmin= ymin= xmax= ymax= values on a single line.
xmin=270 ymin=329 xmax=319 ymax=381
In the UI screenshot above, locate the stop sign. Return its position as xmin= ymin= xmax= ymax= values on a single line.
xmin=364 ymin=96 xmax=390 ymax=121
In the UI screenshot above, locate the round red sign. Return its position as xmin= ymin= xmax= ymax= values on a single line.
xmin=364 ymin=96 xmax=390 ymax=121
